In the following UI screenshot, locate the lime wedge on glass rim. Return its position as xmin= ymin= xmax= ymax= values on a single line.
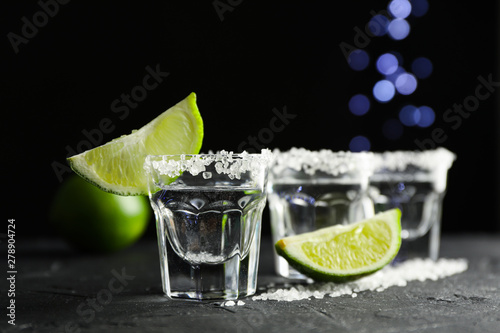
xmin=67 ymin=92 xmax=203 ymax=196
xmin=275 ymin=209 xmax=402 ymax=282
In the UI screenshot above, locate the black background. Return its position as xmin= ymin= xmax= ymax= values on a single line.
xmin=2 ymin=1 xmax=499 ymax=240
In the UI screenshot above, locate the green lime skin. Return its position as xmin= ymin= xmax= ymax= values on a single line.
xmin=275 ymin=243 xmax=384 ymax=283
xmin=49 ymin=175 xmax=151 ymax=253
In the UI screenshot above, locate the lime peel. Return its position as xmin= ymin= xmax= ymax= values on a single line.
xmin=67 ymin=92 xmax=203 ymax=196
xmin=275 ymin=209 xmax=402 ymax=282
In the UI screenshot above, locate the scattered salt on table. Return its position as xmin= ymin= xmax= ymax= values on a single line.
xmin=252 ymin=258 xmax=468 ymax=302
xmin=222 ymin=300 xmax=246 ymax=307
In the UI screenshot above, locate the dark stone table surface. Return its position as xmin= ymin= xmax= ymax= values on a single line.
xmin=2 ymin=234 xmax=499 ymax=333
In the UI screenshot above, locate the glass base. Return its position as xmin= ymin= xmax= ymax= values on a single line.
xmin=158 ymin=230 xmax=261 ymax=301
xmin=166 ymin=289 xmax=255 ymax=301
xmin=393 ymin=220 xmax=441 ymax=263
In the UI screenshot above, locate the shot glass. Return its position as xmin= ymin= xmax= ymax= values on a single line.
xmin=144 ymin=150 xmax=271 ymax=300
xmin=368 ymin=148 xmax=456 ymax=261
xmin=267 ymin=148 xmax=375 ymax=279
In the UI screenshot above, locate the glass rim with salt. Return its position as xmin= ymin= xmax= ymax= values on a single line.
xmin=370 ymin=147 xmax=456 ymax=193
xmin=269 ymin=147 xmax=377 ymax=186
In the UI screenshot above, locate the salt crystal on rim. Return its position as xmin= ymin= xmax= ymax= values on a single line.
xmin=371 ymin=148 xmax=456 ymax=192
xmin=271 ymin=147 xmax=375 ymax=177
xmin=144 ymin=149 xmax=273 ymax=179
xmin=374 ymin=147 xmax=456 ymax=172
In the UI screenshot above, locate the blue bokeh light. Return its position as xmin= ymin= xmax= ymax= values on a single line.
xmin=411 ymin=0 xmax=429 ymax=17
xmin=387 ymin=19 xmax=410 ymax=40
xmin=349 ymin=136 xmax=371 ymax=152
xmin=368 ymin=14 xmax=390 ymax=36
xmin=411 ymin=57 xmax=433 ymax=79
xmin=348 ymin=94 xmax=371 ymax=116
xmin=373 ymin=80 xmax=396 ymax=102
xmin=382 ymin=119 xmax=404 ymax=140
xmin=348 ymin=49 xmax=370 ymax=71
xmin=416 ymin=106 xmax=435 ymax=127
xmin=395 ymin=73 xmax=418 ymax=95
xmin=388 ymin=0 xmax=412 ymax=19
xmin=391 ymin=51 xmax=404 ymax=66
xmin=385 ymin=66 xmax=406 ymax=83
xmin=399 ymin=105 xmax=420 ymax=126
xmin=376 ymin=53 xmax=399 ymax=75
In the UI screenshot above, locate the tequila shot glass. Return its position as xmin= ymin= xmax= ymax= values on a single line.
xmin=144 ymin=150 xmax=271 ymax=300
xmin=267 ymin=148 xmax=375 ymax=280
xmin=369 ymin=148 xmax=456 ymax=261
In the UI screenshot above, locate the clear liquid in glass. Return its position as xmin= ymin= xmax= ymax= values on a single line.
xmin=151 ymin=186 xmax=266 ymax=300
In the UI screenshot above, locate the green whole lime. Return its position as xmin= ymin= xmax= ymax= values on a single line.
xmin=49 ymin=175 xmax=151 ymax=253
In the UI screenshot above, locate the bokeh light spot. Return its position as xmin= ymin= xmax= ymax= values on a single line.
xmin=373 ymin=80 xmax=396 ymax=102
xmin=349 ymin=136 xmax=371 ymax=152
xmin=411 ymin=57 xmax=433 ymax=79
xmin=391 ymin=51 xmax=404 ymax=65
xmin=389 ymin=0 xmax=412 ymax=19
xmin=376 ymin=53 xmax=399 ymax=75
xmin=368 ymin=15 xmax=390 ymax=36
xmin=388 ymin=19 xmax=410 ymax=40
xmin=399 ymin=105 xmax=420 ymax=126
xmin=416 ymin=106 xmax=435 ymax=127
xmin=385 ymin=66 xmax=406 ymax=83
xmin=348 ymin=94 xmax=371 ymax=116
xmin=348 ymin=49 xmax=370 ymax=71
xmin=395 ymin=73 xmax=418 ymax=95
xmin=411 ymin=0 xmax=429 ymax=17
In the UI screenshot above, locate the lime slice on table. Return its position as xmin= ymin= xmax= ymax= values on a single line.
xmin=275 ymin=209 xmax=402 ymax=282
xmin=67 ymin=92 xmax=203 ymax=196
